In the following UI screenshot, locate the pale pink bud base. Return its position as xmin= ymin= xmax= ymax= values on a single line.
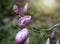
xmin=46 ymin=38 xmax=50 ymax=44
xmin=26 ymin=37 xmax=30 ymax=44
xmin=56 ymin=40 xmax=60 ymax=44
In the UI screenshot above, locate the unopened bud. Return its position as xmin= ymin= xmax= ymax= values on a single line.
xmin=51 ymin=31 xmax=56 ymax=40
xmin=56 ymin=40 xmax=60 ymax=44
xmin=23 ymin=3 xmax=28 ymax=15
xmin=15 ymin=28 xmax=29 ymax=44
xmin=18 ymin=16 xmax=31 ymax=28
xmin=13 ymin=4 xmax=19 ymax=15
xmin=26 ymin=37 xmax=30 ymax=44
xmin=46 ymin=38 xmax=50 ymax=44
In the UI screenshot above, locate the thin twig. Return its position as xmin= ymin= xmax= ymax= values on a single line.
xmin=47 ymin=23 xmax=60 ymax=31
xmin=30 ymin=23 xmax=60 ymax=33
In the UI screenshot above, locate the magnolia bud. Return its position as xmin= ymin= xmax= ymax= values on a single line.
xmin=26 ymin=37 xmax=30 ymax=44
xmin=46 ymin=38 xmax=50 ymax=44
xmin=23 ymin=3 xmax=28 ymax=15
xmin=56 ymin=40 xmax=60 ymax=44
xmin=15 ymin=28 xmax=29 ymax=44
xmin=18 ymin=16 xmax=31 ymax=28
xmin=13 ymin=4 xmax=19 ymax=15
xmin=51 ymin=31 xmax=56 ymax=39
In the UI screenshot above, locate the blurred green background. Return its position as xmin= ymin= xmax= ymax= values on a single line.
xmin=0 ymin=0 xmax=60 ymax=44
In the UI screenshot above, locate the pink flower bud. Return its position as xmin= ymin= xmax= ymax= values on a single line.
xmin=46 ymin=38 xmax=50 ymax=44
xmin=56 ymin=40 xmax=60 ymax=44
xmin=15 ymin=28 xmax=29 ymax=44
xmin=51 ymin=31 xmax=56 ymax=39
xmin=13 ymin=4 xmax=19 ymax=15
xmin=18 ymin=16 xmax=31 ymax=28
xmin=26 ymin=37 xmax=30 ymax=44
xmin=23 ymin=3 xmax=28 ymax=15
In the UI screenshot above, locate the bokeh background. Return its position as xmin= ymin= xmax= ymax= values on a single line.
xmin=0 ymin=0 xmax=60 ymax=44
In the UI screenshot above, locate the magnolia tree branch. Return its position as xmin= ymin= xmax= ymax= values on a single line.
xmin=30 ymin=23 xmax=60 ymax=33
xmin=47 ymin=23 xmax=60 ymax=31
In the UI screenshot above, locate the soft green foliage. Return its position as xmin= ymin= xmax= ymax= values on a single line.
xmin=0 ymin=0 xmax=60 ymax=44
xmin=0 ymin=0 xmax=15 ymax=16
